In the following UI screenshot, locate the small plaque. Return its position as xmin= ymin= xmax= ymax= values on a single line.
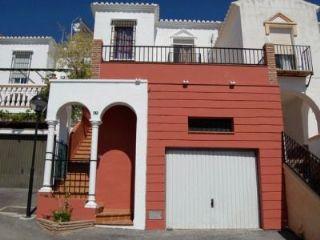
xmin=148 ymin=210 xmax=162 ymax=220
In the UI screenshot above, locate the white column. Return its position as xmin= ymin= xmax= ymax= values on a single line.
xmin=39 ymin=120 xmax=57 ymax=192
xmin=85 ymin=120 xmax=101 ymax=208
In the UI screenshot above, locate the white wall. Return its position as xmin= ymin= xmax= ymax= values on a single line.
xmin=94 ymin=11 xmax=156 ymax=46
xmin=282 ymin=96 xmax=305 ymax=144
xmin=0 ymin=41 xmax=55 ymax=84
xmin=226 ymin=0 xmax=320 ymax=154
xmin=215 ymin=4 xmax=243 ymax=48
xmin=155 ymin=27 xmax=217 ymax=47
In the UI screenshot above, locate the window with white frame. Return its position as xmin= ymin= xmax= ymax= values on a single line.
xmin=9 ymin=51 xmax=33 ymax=84
xmin=111 ymin=20 xmax=137 ymax=60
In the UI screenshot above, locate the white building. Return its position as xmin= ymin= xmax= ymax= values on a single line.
xmin=0 ymin=36 xmax=56 ymax=112
xmin=217 ymin=0 xmax=320 ymax=156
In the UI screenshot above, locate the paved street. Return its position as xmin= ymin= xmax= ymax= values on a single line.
xmin=0 ymin=214 xmax=300 ymax=240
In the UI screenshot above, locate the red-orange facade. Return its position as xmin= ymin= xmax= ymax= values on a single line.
xmin=99 ymin=62 xmax=284 ymax=230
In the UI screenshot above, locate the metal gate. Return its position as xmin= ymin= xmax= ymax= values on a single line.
xmin=0 ymin=134 xmax=47 ymax=188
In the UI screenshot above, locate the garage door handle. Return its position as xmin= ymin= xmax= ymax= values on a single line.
xmin=211 ymin=198 xmax=214 ymax=208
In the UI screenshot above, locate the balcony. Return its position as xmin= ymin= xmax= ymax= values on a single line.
xmin=102 ymin=45 xmax=265 ymax=65
xmin=0 ymin=84 xmax=45 ymax=112
xmin=274 ymin=45 xmax=313 ymax=77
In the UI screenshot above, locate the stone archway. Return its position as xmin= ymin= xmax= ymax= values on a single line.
xmin=96 ymin=105 xmax=137 ymax=222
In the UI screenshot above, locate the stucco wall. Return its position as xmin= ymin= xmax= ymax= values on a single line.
xmin=155 ymin=27 xmax=218 ymax=47
xmin=93 ymin=11 xmax=156 ymax=46
xmin=284 ymin=165 xmax=320 ymax=240
xmin=281 ymin=96 xmax=305 ymax=144
xmin=215 ymin=4 xmax=243 ymax=48
xmin=228 ymin=0 xmax=320 ymax=154
xmin=100 ymin=62 xmax=284 ymax=230
xmin=0 ymin=41 xmax=55 ymax=84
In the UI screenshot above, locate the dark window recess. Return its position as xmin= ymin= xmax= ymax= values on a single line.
xmin=111 ymin=20 xmax=136 ymax=60
xmin=188 ymin=118 xmax=234 ymax=132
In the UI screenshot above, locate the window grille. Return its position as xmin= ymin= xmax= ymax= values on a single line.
xmin=188 ymin=117 xmax=234 ymax=133
xmin=110 ymin=20 xmax=137 ymax=60
xmin=9 ymin=51 xmax=33 ymax=84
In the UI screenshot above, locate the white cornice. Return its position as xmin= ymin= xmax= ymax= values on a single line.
xmin=0 ymin=36 xmax=56 ymax=45
xmin=91 ymin=2 xmax=159 ymax=16
xmin=158 ymin=19 xmax=221 ymax=30
xmin=50 ymin=79 xmax=148 ymax=84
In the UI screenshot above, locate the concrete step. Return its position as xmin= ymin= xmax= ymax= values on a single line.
xmin=95 ymin=219 xmax=133 ymax=226
xmin=96 ymin=209 xmax=132 ymax=225
xmin=75 ymin=149 xmax=91 ymax=155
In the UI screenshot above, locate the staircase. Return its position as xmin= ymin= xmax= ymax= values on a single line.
xmin=282 ymin=132 xmax=320 ymax=239
xmin=282 ymin=132 xmax=320 ymax=195
xmin=96 ymin=209 xmax=133 ymax=226
xmin=71 ymin=127 xmax=92 ymax=161
xmin=53 ymin=127 xmax=92 ymax=197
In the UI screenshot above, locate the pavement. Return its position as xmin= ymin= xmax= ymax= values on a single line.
xmin=0 ymin=188 xmax=37 ymax=217
xmin=0 ymin=188 xmax=300 ymax=240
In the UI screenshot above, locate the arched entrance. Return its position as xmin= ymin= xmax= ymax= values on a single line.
xmin=281 ymin=91 xmax=320 ymax=156
xmin=96 ymin=105 xmax=137 ymax=221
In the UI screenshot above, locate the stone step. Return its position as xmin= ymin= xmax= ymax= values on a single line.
xmin=95 ymin=219 xmax=133 ymax=226
xmin=78 ymin=146 xmax=91 ymax=150
xmin=95 ymin=209 xmax=132 ymax=225
xmin=75 ymin=149 xmax=91 ymax=155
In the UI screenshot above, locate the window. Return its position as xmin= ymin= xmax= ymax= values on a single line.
xmin=9 ymin=51 xmax=33 ymax=84
xmin=111 ymin=20 xmax=136 ymax=60
xmin=188 ymin=117 xmax=234 ymax=133
xmin=173 ymin=38 xmax=197 ymax=63
xmin=275 ymin=54 xmax=296 ymax=70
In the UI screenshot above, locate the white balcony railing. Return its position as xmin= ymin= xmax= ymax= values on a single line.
xmin=0 ymin=84 xmax=45 ymax=110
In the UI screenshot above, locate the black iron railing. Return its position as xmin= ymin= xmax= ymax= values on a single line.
xmin=102 ymin=45 xmax=265 ymax=65
xmin=49 ymin=140 xmax=89 ymax=196
xmin=274 ymin=45 xmax=313 ymax=73
xmin=52 ymin=159 xmax=89 ymax=196
xmin=283 ymin=132 xmax=320 ymax=195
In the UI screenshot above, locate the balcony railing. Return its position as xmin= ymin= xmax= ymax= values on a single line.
xmin=102 ymin=45 xmax=265 ymax=65
xmin=274 ymin=45 xmax=313 ymax=76
xmin=0 ymin=84 xmax=45 ymax=109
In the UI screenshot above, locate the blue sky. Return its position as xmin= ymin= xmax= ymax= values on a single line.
xmin=0 ymin=0 xmax=319 ymax=42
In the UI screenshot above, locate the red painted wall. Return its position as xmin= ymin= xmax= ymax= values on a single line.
xmin=37 ymin=193 xmax=96 ymax=221
xmin=100 ymin=63 xmax=284 ymax=230
xmin=96 ymin=106 xmax=137 ymax=213
xmin=69 ymin=107 xmax=91 ymax=159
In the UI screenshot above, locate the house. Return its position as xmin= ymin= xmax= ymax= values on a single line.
xmin=36 ymin=0 xmax=319 ymax=232
xmin=0 ymin=36 xmax=57 ymax=189
xmin=0 ymin=36 xmax=56 ymax=113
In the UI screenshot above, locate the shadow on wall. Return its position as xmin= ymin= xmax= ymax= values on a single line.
xmin=279 ymin=229 xmax=302 ymax=240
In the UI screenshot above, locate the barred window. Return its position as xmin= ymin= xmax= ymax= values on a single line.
xmin=9 ymin=51 xmax=33 ymax=84
xmin=111 ymin=20 xmax=136 ymax=60
xmin=188 ymin=117 xmax=234 ymax=133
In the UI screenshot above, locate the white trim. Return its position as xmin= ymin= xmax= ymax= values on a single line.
xmin=49 ymin=79 xmax=147 ymax=84
xmin=0 ymin=36 xmax=56 ymax=45
xmin=45 ymin=79 xmax=148 ymax=229
xmin=0 ymin=129 xmax=48 ymax=135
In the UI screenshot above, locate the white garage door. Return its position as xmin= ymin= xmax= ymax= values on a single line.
xmin=166 ymin=149 xmax=260 ymax=229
